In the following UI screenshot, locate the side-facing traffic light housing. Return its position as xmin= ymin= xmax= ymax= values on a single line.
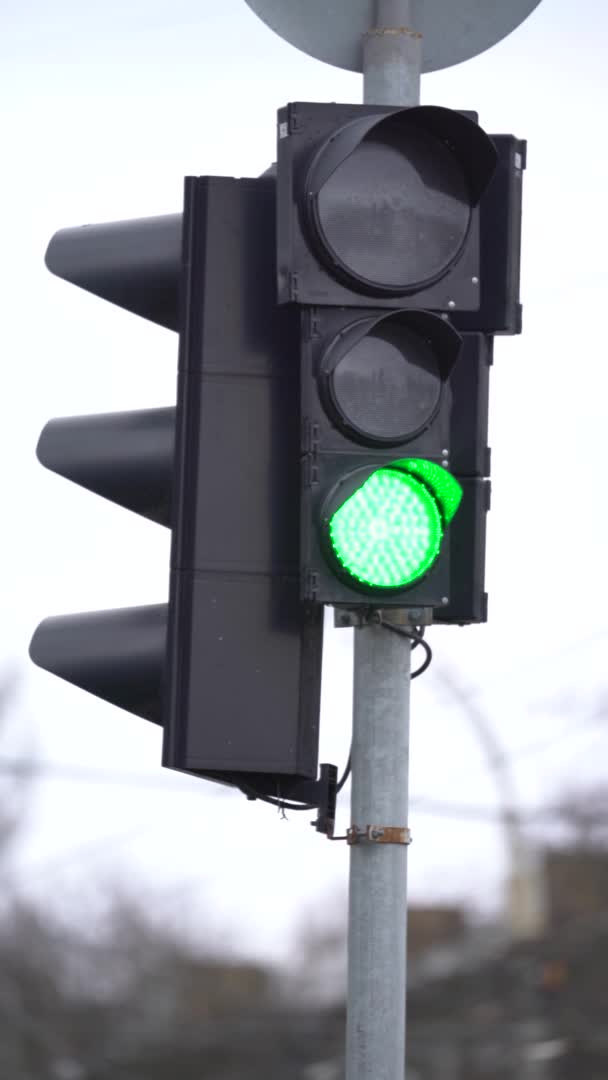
xmin=30 ymin=215 xmax=181 ymax=724
xmin=30 ymin=177 xmax=330 ymax=806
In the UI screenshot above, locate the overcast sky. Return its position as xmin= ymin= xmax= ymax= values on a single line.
xmin=2 ymin=0 xmax=608 ymax=963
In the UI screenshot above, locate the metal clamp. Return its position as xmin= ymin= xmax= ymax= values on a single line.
xmin=347 ymin=825 xmax=412 ymax=846
xmin=334 ymin=606 xmax=433 ymax=630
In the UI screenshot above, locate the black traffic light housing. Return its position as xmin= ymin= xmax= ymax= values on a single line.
xmin=452 ymin=135 xmax=526 ymax=336
xmin=276 ymin=102 xmax=524 ymax=621
xmin=163 ymin=176 xmax=324 ymax=790
xmin=30 ymin=95 xmax=525 ymax=825
xmin=277 ymin=102 xmax=497 ymax=310
xmin=437 ymin=333 xmax=493 ymax=624
xmin=30 ymin=175 xmax=332 ymax=814
xmin=300 ymin=319 xmax=492 ymax=617
xmin=299 ymin=306 xmax=462 ymax=607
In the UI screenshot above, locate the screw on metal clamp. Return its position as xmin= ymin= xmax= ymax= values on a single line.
xmin=346 ymin=825 xmax=412 ymax=846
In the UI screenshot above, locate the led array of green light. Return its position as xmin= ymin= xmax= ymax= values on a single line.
xmin=328 ymin=467 xmax=444 ymax=589
xmin=327 ymin=460 xmax=463 ymax=591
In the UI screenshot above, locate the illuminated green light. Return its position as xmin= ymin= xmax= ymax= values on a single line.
xmin=328 ymin=467 xmax=444 ymax=589
xmin=392 ymin=458 xmax=462 ymax=523
xmin=327 ymin=459 xmax=463 ymax=591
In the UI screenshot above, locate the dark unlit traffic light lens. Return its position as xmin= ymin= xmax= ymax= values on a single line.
xmin=328 ymin=323 xmax=441 ymax=444
xmin=313 ymin=126 xmax=470 ymax=292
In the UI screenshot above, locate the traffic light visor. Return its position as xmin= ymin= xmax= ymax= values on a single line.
xmin=320 ymin=310 xmax=462 ymax=446
xmin=326 ymin=459 xmax=462 ymax=591
xmin=305 ymin=107 xmax=497 ymax=296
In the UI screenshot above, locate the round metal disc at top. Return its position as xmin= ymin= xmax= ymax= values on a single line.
xmin=244 ymin=0 xmax=543 ymax=74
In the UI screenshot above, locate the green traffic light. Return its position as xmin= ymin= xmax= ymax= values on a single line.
xmin=327 ymin=460 xmax=462 ymax=591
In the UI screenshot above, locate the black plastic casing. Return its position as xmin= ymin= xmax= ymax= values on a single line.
xmin=436 ymin=334 xmax=493 ymax=624
xmin=300 ymin=321 xmax=492 ymax=618
xmin=435 ymin=476 xmax=491 ymax=625
xmin=278 ymin=101 xmax=488 ymax=312
xmin=276 ymin=102 xmax=512 ymax=622
xmin=451 ymin=135 xmax=527 ymax=336
xmin=277 ymin=102 xmax=524 ymax=335
xmin=163 ymin=176 xmax=324 ymax=790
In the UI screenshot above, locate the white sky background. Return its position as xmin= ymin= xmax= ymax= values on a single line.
xmin=1 ymin=0 xmax=608 ymax=964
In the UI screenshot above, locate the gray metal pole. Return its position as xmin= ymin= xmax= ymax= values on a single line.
xmin=346 ymin=4 xmax=422 ymax=1078
xmin=346 ymin=621 xmax=411 ymax=1079
xmin=363 ymin=0 xmax=422 ymax=107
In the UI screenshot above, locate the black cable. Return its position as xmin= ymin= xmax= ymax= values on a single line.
xmin=241 ymin=742 xmax=354 ymax=811
xmin=378 ymin=619 xmax=433 ymax=678
xmin=330 ymin=625 xmax=430 ymax=824
xmin=238 ymin=782 xmax=315 ymax=812
xmin=336 ymin=751 xmax=351 ymax=793
xmin=238 ymin=621 xmax=430 ymax=817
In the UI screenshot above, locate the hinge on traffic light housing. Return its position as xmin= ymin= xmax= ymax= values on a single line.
xmin=302 ymin=418 xmax=320 ymax=457
xmin=288 ymin=272 xmax=300 ymax=302
xmin=303 ymin=567 xmax=320 ymax=603
xmin=286 ymin=103 xmax=302 ymax=134
xmin=302 ymin=308 xmax=321 ymax=339
xmin=301 ymin=455 xmax=319 ymax=488
xmin=514 ymin=138 xmax=527 ymax=171
xmin=301 ymin=420 xmax=320 ymax=487
xmin=301 ymin=452 xmax=318 ymax=490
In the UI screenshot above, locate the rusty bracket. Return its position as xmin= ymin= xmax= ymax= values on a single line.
xmin=346 ymin=825 xmax=412 ymax=846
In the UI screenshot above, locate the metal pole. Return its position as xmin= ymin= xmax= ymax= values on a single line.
xmin=363 ymin=0 xmax=423 ymax=108
xmin=346 ymin=621 xmax=411 ymax=1079
xmin=346 ymin=5 xmax=422 ymax=1078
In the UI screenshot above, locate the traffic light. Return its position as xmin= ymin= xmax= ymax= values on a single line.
xmin=29 ymin=99 xmax=525 ymax=818
xmin=276 ymin=102 xmax=524 ymax=619
xmin=30 ymin=176 xmax=333 ymax=811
